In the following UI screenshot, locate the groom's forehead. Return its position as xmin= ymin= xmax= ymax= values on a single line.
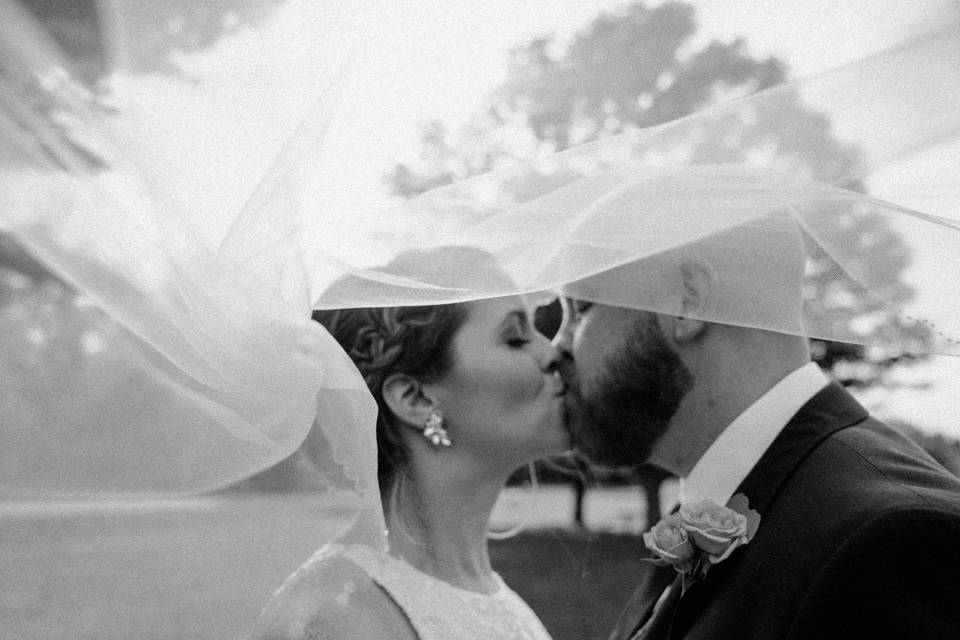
xmin=558 ymin=294 xmax=636 ymax=319
xmin=559 ymin=264 xmax=673 ymax=316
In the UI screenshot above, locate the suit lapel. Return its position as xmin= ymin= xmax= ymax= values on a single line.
xmin=667 ymin=382 xmax=869 ymax=637
xmin=609 ymin=563 xmax=677 ymax=640
xmin=734 ymin=382 xmax=868 ymax=516
xmin=631 ymin=573 xmax=683 ymax=640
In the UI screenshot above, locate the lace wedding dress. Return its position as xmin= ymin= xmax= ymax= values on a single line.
xmin=259 ymin=543 xmax=554 ymax=640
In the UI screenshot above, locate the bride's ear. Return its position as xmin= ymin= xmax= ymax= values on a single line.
xmin=673 ymin=260 xmax=718 ymax=343
xmin=381 ymin=373 xmax=437 ymax=430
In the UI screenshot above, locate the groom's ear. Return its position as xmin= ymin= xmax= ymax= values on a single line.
xmin=673 ymin=260 xmax=718 ymax=343
xmin=381 ymin=373 xmax=437 ymax=430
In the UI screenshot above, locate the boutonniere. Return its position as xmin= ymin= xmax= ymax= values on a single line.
xmin=643 ymin=493 xmax=761 ymax=591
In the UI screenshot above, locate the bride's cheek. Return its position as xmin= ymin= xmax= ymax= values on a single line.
xmin=499 ymin=358 xmax=541 ymax=403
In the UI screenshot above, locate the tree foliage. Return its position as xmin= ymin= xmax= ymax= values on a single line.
xmin=387 ymin=0 xmax=932 ymax=389
xmin=388 ymin=2 xmax=947 ymax=520
xmin=3 ymin=1 xmax=949 ymax=498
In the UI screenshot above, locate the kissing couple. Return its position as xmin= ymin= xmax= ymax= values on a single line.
xmin=248 ymin=25 xmax=960 ymax=639
xmin=252 ymin=208 xmax=960 ymax=640
xmin=3 ymin=3 xmax=960 ymax=639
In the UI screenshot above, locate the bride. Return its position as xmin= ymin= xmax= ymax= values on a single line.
xmin=249 ymin=249 xmax=567 ymax=640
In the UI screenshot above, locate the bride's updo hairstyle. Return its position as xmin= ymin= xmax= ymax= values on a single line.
xmin=312 ymin=247 xmax=505 ymax=499
xmin=312 ymin=302 xmax=464 ymax=497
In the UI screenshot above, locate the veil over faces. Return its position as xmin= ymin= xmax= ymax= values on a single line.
xmin=286 ymin=23 xmax=960 ymax=359
xmin=3 ymin=0 xmax=960 ymax=637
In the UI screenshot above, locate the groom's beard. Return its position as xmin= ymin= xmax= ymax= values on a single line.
xmin=571 ymin=317 xmax=692 ymax=468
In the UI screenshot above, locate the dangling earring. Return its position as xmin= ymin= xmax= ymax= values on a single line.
xmin=423 ymin=412 xmax=451 ymax=447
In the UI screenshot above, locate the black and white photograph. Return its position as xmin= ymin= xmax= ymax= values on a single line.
xmin=3 ymin=1 xmax=960 ymax=638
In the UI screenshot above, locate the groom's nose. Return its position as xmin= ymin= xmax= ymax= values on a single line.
xmin=551 ymin=326 xmax=576 ymax=380
xmin=552 ymin=315 xmax=573 ymax=356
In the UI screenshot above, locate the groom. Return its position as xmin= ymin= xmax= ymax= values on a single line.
xmin=554 ymin=221 xmax=960 ymax=639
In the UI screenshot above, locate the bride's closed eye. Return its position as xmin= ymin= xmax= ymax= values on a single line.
xmin=502 ymin=311 xmax=533 ymax=348
xmin=506 ymin=336 xmax=531 ymax=348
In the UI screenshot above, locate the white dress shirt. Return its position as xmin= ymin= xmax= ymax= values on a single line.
xmin=678 ymin=362 xmax=830 ymax=506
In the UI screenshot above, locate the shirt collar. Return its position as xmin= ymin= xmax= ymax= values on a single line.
xmin=678 ymin=362 xmax=829 ymax=506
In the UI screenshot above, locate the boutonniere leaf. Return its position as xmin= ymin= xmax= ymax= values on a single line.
xmin=727 ymin=492 xmax=761 ymax=540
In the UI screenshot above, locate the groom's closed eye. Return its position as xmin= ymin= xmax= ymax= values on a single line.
xmin=568 ymin=298 xmax=594 ymax=318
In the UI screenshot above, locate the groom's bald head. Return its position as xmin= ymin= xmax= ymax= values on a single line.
xmin=562 ymin=212 xmax=808 ymax=337
xmin=556 ymin=212 xmax=809 ymax=470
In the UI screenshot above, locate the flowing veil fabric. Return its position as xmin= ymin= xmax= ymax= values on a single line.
xmin=283 ymin=24 xmax=960 ymax=357
xmin=1 ymin=1 xmax=383 ymax=637
xmin=2 ymin=1 xmax=960 ymax=638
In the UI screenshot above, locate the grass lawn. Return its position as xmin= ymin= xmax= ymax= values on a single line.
xmin=491 ymin=528 xmax=651 ymax=640
xmin=2 ymin=489 xmax=654 ymax=639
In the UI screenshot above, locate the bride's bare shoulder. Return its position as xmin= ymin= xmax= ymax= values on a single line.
xmin=247 ymin=550 xmax=417 ymax=640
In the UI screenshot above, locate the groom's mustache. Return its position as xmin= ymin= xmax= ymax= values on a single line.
xmin=555 ymin=351 xmax=578 ymax=395
xmin=555 ymin=351 xmax=584 ymax=431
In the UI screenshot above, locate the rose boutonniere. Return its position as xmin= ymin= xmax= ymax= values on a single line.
xmin=643 ymin=493 xmax=760 ymax=591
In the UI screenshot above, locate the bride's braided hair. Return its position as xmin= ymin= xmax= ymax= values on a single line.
xmin=310 ymin=246 xmax=498 ymax=497
xmin=312 ymin=303 xmax=467 ymax=495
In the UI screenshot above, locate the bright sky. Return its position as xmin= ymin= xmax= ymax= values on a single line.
xmin=129 ymin=0 xmax=956 ymax=234
xmin=118 ymin=0 xmax=960 ymax=438
xmin=319 ymin=0 xmax=956 ymax=207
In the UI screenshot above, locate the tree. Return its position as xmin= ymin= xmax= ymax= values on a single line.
xmin=388 ymin=1 xmax=934 ymax=524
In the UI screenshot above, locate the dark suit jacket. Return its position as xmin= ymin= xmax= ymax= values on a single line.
xmin=611 ymin=382 xmax=960 ymax=640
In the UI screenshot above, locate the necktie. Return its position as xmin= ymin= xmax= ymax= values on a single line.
xmin=627 ymin=502 xmax=684 ymax=640
xmin=631 ymin=573 xmax=682 ymax=640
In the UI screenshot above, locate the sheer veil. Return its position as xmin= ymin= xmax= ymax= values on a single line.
xmin=287 ymin=24 xmax=960 ymax=356
xmin=1 ymin=2 xmax=382 ymax=637
xmin=3 ymin=0 xmax=960 ymax=637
